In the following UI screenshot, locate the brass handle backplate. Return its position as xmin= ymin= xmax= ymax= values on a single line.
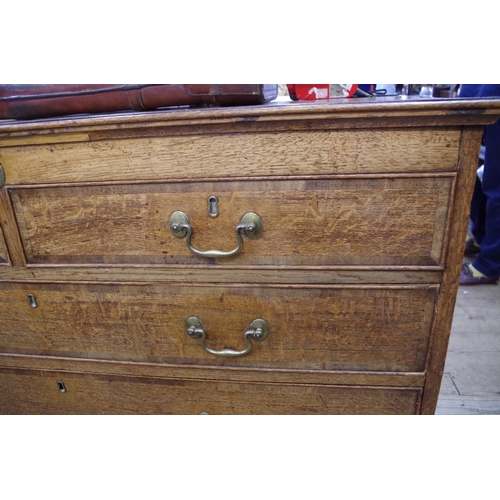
xmin=170 ymin=211 xmax=263 ymax=259
xmin=185 ymin=317 xmax=269 ymax=357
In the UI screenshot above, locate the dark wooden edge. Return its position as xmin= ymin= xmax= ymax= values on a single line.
xmin=0 ymin=353 xmax=426 ymax=388
xmin=1 ymin=97 xmax=500 ymax=137
xmin=5 ymin=172 xmax=458 ymax=190
xmin=0 ymin=281 xmax=440 ymax=290
xmin=0 ymin=188 xmax=25 ymax=266
xmin=0 ymin=268 xmax=443 ymax=285
xmin=0 ymin=224 xmax=9 ymax=265
xmin=0 ymin=121 xmax=472 ymax=142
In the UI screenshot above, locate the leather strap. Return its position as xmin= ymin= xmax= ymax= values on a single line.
xmin=124 ymin=89 xmax=147 ymax=111
xmin=0 ymin=85 xmax=151 ymax=102
xmin=0 ymin=84 xmax=278 ymax=120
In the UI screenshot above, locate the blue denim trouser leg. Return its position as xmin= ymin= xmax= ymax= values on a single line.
xmin=459 ymin=84 xmax=500 ymax=277
xmin=470 ymin=176 xmax=487 ymax=243
xmin=472 ymin=117 xmax=500 ymax=276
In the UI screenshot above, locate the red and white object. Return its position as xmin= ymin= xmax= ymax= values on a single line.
xmin=287 ymin=84 xmax=359 ymax=100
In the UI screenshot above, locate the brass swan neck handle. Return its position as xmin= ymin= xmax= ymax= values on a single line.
xmin=185 ymin=317 xmax=269 ymax=357
xmin=170 ymin=211 xmax=263 ymax=259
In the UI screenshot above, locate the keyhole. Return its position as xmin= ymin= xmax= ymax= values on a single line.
xmin=208 ymin=196 xmax=219 ymax=218
xmin=57 ymin=381 xmax=67 ymax=393
xmin=27 ymin=294 xmax=38 ymax=309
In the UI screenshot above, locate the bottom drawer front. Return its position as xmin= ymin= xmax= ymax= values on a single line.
xmin=0 ymin=370 xmax=422 ymax=415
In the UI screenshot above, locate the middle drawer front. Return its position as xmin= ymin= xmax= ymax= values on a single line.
xmin=10 ymin=176 xmax=453 ymax=267
xmin=0 ymin=283 xmax=437 ymax=372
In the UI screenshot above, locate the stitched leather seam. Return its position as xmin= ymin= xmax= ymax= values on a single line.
xmin=138 ymin=89 xmax=146 ymax=109
xmin=125 ymin=89 xmax=147 ymax=111
xmin=124 ymin=91 xmax=133 ymax=109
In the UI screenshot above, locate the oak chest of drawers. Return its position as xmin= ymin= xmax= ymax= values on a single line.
xmin=1 ymin=97 xmax=499 ymax=414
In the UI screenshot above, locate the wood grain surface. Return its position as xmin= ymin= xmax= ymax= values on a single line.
xmin=0 ymin=128 xmax=460 ymax=185
xmin=10 ymin=177 xmax=453 ymax=267
xmin=0 ymin=188 xmax=25 ymax=266
xmin=1 ymin=99 xmax=498 ymax=415
xmin=0 ymin=368 xmax=422 ymax=414
xmin=0 ymin=282 xmax=437 ymax=372
xmin=420 ymin=127 xmax=484 ymax=414
xmin=1 ymin=96 xmax=500 ymax=139
xmin=0 ymin=352 xmax=426 ymax=388
xmin=0 ymin=266 xmax=443 ymax=284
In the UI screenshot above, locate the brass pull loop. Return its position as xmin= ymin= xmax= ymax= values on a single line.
xmin=185 ymin=317 xmax=269 ymax=357
xmin=170 ymin=211 xmax=263 ymax=259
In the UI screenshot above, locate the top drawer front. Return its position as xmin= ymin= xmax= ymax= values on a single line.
xmin=0 ymin=128 xmax=461 ymax=184
xmin=11 ymin=177 xmax=453 ymax=267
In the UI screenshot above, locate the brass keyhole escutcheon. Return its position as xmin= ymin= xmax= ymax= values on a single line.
xmin=27 ymin=294 xmax=38 ymax=309
xmin=207 ymin=195 xmax=219 ymax=218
